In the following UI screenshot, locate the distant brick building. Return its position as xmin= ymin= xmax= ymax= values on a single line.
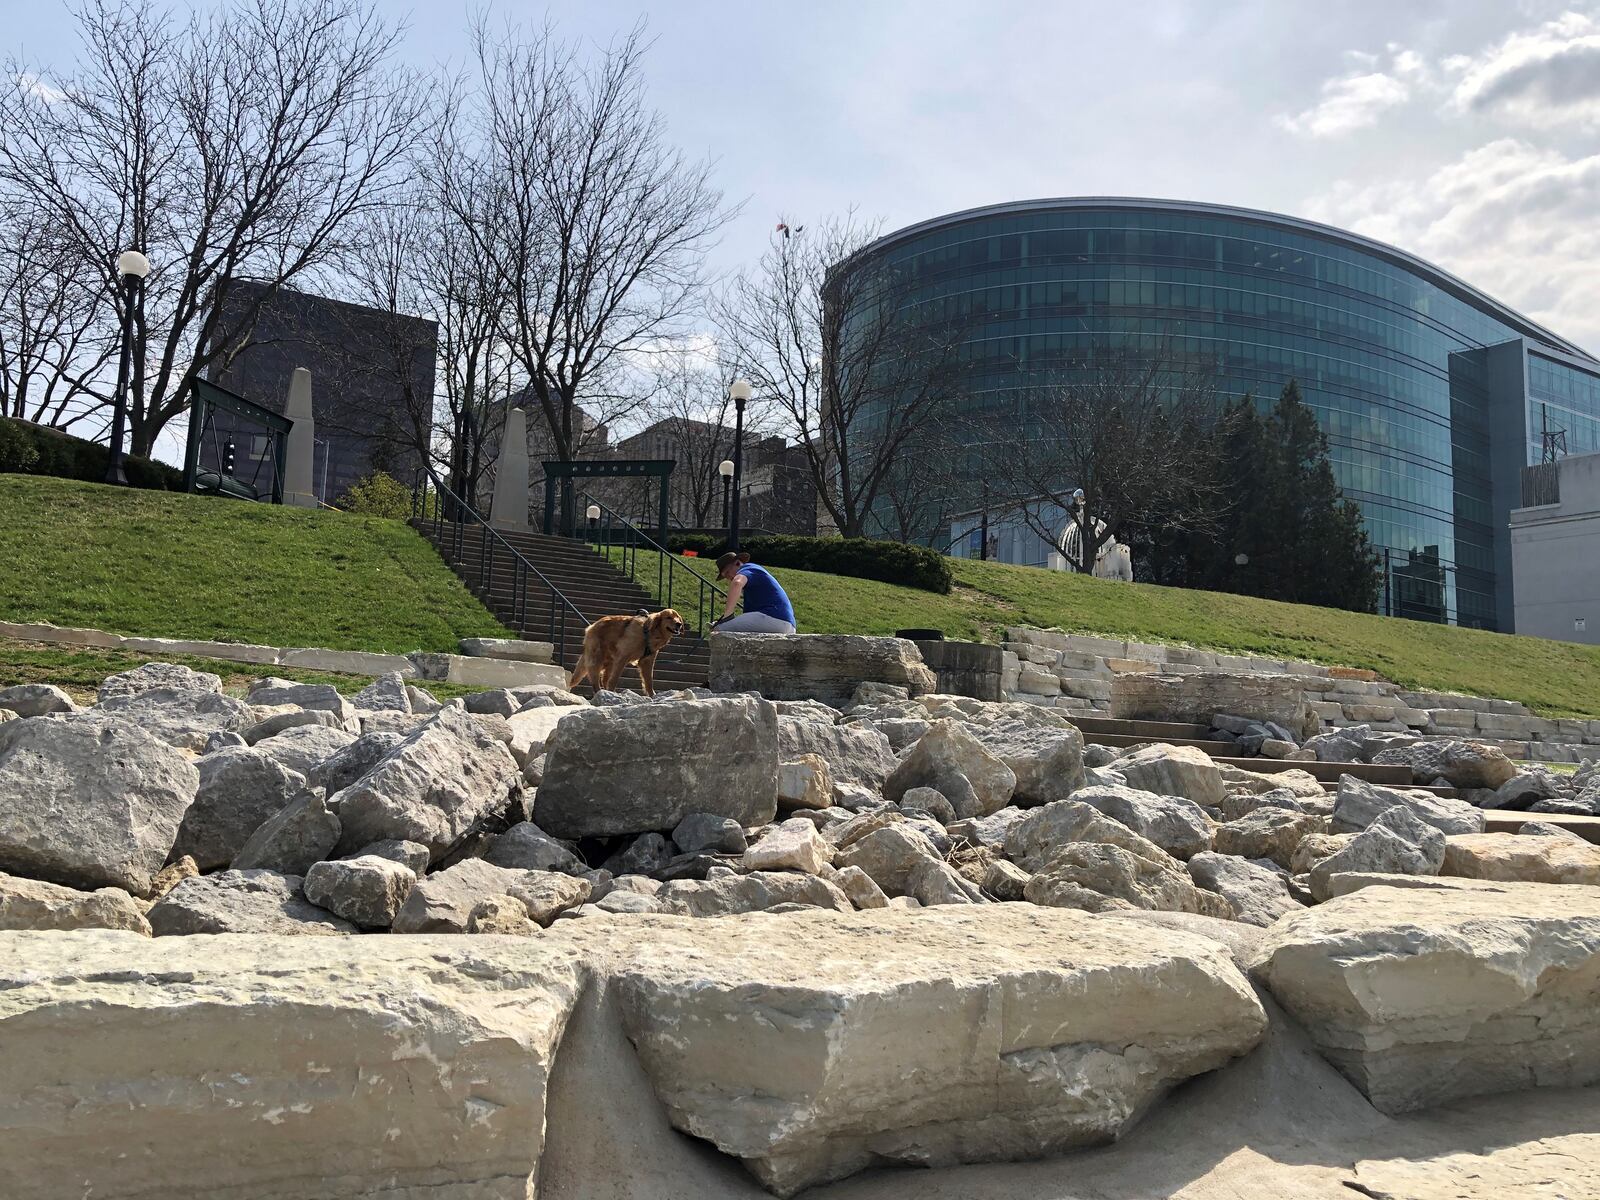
xmin=204 ymin=281 xmax=437 ymax=504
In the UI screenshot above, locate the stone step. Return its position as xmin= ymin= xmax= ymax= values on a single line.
xmin=1209 ymin=756 xmax=1419 ymax=787
xmin=1481 ymin=810 xmax=1600 ymax=845
xmin=1081 ymin=731 xmax=1239 ymax=755
xmin=1071 ymin=715 xmax=1213 ymax=740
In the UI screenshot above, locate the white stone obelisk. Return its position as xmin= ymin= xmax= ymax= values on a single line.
xmin=281 ymin=367 xmax=318 ymax=508
xmin=490 ymin=407 xmax=532 ymax=529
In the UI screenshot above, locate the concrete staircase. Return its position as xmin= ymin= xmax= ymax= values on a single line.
xmin=416 ymin=523 xmax=713 ymax=692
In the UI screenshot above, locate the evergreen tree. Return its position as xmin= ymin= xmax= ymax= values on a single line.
xmin=1192 ymin=381 xmax=1380 ymax=612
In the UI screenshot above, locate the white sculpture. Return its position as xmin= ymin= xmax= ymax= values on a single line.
xmin=1052 ymin=515 xmax=1135 ymax=582
xmin=490 ymin=407 xmax=532 ymax=530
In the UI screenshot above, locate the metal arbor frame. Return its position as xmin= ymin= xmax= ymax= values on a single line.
xmin=541 ymin=458 xmax=675 ymax=544
xmin=181 ymin=379 xmax=292 ymax=503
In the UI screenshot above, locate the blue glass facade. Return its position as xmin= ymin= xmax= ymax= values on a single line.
xmin=848 ymin=198 xmax=1600 ymax=630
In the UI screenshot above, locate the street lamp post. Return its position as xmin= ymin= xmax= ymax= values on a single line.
xmin=727 ymin=379 xmax=752 ymax=549
xmin=585 ymin=503 xmax=600 ymax=545
xmin=104 ymin=250 xmax=151 ymax=484
xmin=718 ymin=458 xmax=734 ymax=536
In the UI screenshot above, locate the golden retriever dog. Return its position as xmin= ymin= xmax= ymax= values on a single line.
xmin=567 ymin=608 xmax=687 ymax=697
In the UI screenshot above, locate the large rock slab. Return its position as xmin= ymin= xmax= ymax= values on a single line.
xmin=777 ymin=717 xmax=895 ymax=803
xmin=302 ymin=855 xmax=415 ymax=929
xmin=391 ymin=858 xmax=536 ymax=934
xmin=1213 ymin=806 xmax=1326 ymax=869
xmin=655 ymin=870 xmax=852 ymax=916
xmin=0 ymin=930 xmax=581 ymax=1199
xmin=710 ymin=632 xmax=936 ymax=709
xmin=968 ymin=719 xmax=1086 ymax=807
xmin=253 ymin=723 xmax=358 ymax=779
xmin=332 ymin=707 xmax=520 ymax=857
xmin=1255 ymin=884 xmax=1600 ymax=1113
xmin=172 ymin=746 xmax=308 ymax=871
xmin=0 ymin=716 xmax=198 ymax=896
xmin=1113 ymin=743 xmax=1226 ymax=808
xmin=1331 ymin=774 xmax=1486 ymax=836
xmin=231 ymin=791 xmax=341 ymax=875
xmin=536 ymin=697 xmax=779 ymax=838
xmin=882 ymin=720 xmax=1016 ymax=819
xmin=97 ymin=661 xmax=221 ymax=701
xmin=1069 ymin=783 xmax=1213 ymax=860
xmin=590 ymin=906 xmax=1265 ymax=1195
xmin=147 ymin=870 xmax=355 ymax=936
xmin=0 ymin=870 xmax=151 ymax=935
xmin=1023 ymin=842 xmax=1233 ymax=918
xmin=1186 ymin=852 xmax=1301 ymax=928
xmin=1004 ymin=799 xmax=1173 ymax=873
xmin=1371 ymin=738 xmax=1519 ymax=789
xmin=0 ymin=683 xmax=75 ymax=717
xmin=1309 ymin=806 xmax=1445 ymax=901
xmin=1112 ymin=671 xmax=1313 ymax=740
xmin=1440 ymin=832 xmax=1600 ymax=885
xmin=94 ymin=687 xmax=254 ymax=751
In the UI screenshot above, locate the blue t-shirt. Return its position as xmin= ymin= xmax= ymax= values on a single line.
xmin=736 ymin=564 xmax=795 ymax=625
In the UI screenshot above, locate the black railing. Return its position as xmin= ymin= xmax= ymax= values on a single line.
xmin=411 ymin=468 xmax=589 ymax=669
xmin=577 ymin=489 xmax=725 ymax=636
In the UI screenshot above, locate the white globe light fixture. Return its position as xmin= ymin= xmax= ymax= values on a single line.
xmin=117 ymin=250 xmax=151 ymax=279
xmin=585 ymin=503 xmax=600 ymax=522
xmin=718 ymin=459 xmax=734 ymax=478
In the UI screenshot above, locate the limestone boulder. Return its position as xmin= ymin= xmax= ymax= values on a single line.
xmin=1070 ymin=783 xmax=1213 ymax=860
xmin=832 ymin=864 xmax=888 ymax=909
xmin=1186 ymin=852 xmax=1302 ymax=927
xmin=947 ymin=806 xmax=1030 ymax=851
xmin=391 ymin=858 xmax=535 ymax=934
xmin=983 ymin=857 xmax=1032 ymax=901
xmin=883 ymin=720 xmax=1016 ymax=819
xmin=0 ymin=683 xmax=75 ymax=717
xmin=253 ymin=723 xmax=357 ymax=779
xmin=97 ymin=661 xmax=221 ymax=701
xmin=1213 ymin=806 xmax=1326 ymax=869
xmin=349 ymin=838 xmax=430 ymax=874
xmin=504 ymin=704 xmax=581 ymax=767
xmin=350 ymin=672 xmax=410 ymax=713
xmin=507 ymin=872 xmax=592 ymax=926
xmin=302 ymin=855 xmax=415 ymax=928
xmin=0 ymin=931 xmax=581 ymax=1199
xmin=709 ymin=632 xmax=936 ymax=708
xmin=833 ymin=823 xmax=943 ymax=897
xmin=231 ymin=791 xmax=341 ymax=875
xmin=467 ymin=893 xmax=538 ymax=934
xmin=1309 ymin=806 xmax=1445 ymax=902
xmin=968 ymin=719 xmax=1086 ymax=807
xmin=0 ymin=870 xmax=150 ymax=934
xmin=332 ymin=707 xmax=520 ymax=857
xmin=94 ymin=687 xmax=254 ymax=751
xmin=172 ymin=746 xmax=308 ymax=871
xmin=485 ymin=822 xmax=584 ymax=873
xmin=305 ymin=730 xmax=400 ymax=794
xmin=1024 ymin=842 xmax=1233 ymax=918
xmin=600 ymin=832 xmax=674 ymax=878
xmin=655 ymin=870 xmax=852 ymax=917
xmin=244 ymin=707 xmax=344 ymax=745
xmin=670 ymin=812 xmax=747 ymax=856
xmin=147 ymin=870 xmax=354 ymax=936
xmin=1004 ymin=799 xmax=1173 ymax=873
xmin=1114 ymin=743 xmax=1226 ymax=808
xmin=777 ymin=717 xmax=896 ymax=803
xmin=0 ymin=716 xmax=198 ymax=896
xmin=1440 ymin=832 xmax=1600 ymax=885
xmin=536 ymin=697 xmax=779 ymax=838
xmin=596 ymin=906 xmax=1266 ymax=1195
xmin=743 ymin=818 xmax=831 ymax=874
xmin=1256 ymin=883 xmax=1600 ymax=1113
xmin=1331 ymin=774 xmax=1486 ymax=836
xmin=776 ymin=753 xmax=833 ymax=810
xmin=245 ymin=677 xmax=352 ymax=720
xmin=1372 ymin=739 xmax=1519 ymax=789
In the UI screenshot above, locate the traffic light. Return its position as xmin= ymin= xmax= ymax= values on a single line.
xmin=222 ymin=439 xmax=236 ymax=475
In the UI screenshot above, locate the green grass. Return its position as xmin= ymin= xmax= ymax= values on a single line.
xmin=0 ymin=641 xmax=487 ymax=705
xmin=0 ymin=475 xmax=508 ymax=653
xmin=612 ymin=547 xmax=1600 ymax=718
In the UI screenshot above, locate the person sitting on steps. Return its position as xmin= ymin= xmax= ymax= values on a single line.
xmin=711 ymin=551 xmax=796 ymax=634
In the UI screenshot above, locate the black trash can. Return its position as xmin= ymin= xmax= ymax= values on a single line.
xmin=895 ymin=628 xmax=944 ymax=641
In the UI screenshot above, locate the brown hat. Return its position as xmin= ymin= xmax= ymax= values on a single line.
xmin=716 ymin=551 xmax=750 ymax=571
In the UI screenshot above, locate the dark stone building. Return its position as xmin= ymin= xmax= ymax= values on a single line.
xmin=203 ymin=281 xmax=437 ymax=504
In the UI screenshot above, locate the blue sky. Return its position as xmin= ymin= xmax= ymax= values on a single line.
xmin=11 ymin=1 xmax=1600 ymax=351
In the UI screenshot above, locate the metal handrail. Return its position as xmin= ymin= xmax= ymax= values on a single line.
xmin=411 ymin=467 xmax=590 ymax=669
xmin=577 ymin=489 xmax=725 ymax=637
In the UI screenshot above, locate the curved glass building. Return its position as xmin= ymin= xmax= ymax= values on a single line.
xmin=847 ymin=198 xmax=1600 ymax=630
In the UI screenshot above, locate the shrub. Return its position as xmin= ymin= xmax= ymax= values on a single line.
xmin=337 ymin=471 xmax=413 ymax=520
xmin=0 ymin=416 xmax=181 ymax=490
xmin=666 ymin=531 xmax=953 ymax=594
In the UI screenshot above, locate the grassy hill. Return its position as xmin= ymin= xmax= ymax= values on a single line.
xmin=3 ymin=473 xmax=1597 ymax=718
xmin=617 ymin=548 xmax=1600 ymax=718
xmin=0 ymin=475 xmax=507 ymax=653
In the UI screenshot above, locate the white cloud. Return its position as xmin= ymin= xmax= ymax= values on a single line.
xmin=15 ymin=71 xmax=66 ymax=104
xmin=1305 ymin=139 xmax=1600 ymax=354
xmin=1447 ymin=10 xmax=1600 ymax=128
xmin=1275 ymin=51 xmax=1416 ymax=138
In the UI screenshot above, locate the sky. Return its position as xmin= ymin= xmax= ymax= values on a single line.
xmin=10 ymin=0 xmax=1600 ymax=354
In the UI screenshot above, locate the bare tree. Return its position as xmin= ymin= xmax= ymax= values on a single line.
xmin=984 ymin=341 xmax=1225 ymax=573
xmin=715 ymin=214 xmax=968 ymax=539
xmin=0 ymin=0 xmax=422 ymax=456
xmin=633 ymin=351 xmax=737 ymax=526
xmin=877 ymin=410 xmax=966 ymax=544
xmin=0 ymin=200 xmax=116 ymax=428
xmin=440 ymin=18 xmax=732 ymax=489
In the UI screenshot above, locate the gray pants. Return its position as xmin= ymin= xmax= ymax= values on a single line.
xmin=715 ymin=612 xmax=796 ymax=634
